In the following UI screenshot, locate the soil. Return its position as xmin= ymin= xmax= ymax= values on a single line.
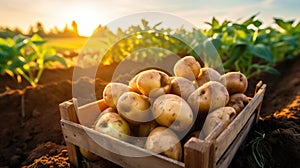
xmin=0 ymin=55 xmax=299 ymax=168
xmin=230 ymin=56 xmax=300 ymax=168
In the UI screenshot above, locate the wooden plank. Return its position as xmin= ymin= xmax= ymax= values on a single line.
xmin=205 ymin=122 xmax=225 ymax=141
xmin=77 ymin=99 xmax=108 ymax=127
xmin=59 ymin=101 xmax=80 ymax=167
xmin=61 ymin=119 xmax=184 ymax=168
xmin=216 ymin=113 xmax=256 ymax=168
xmin=184 ymin=137 xmax=212 ymax=168
xmin=214 ymin=84 xmax=266 ymax=162
xmin=254 ymin=83 xmax=266 ymax=124
xmin=59 ymin=101 xmax=72 ymax=121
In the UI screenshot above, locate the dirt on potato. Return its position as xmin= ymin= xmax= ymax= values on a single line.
xmin=0 ymin=55 xmax=299 ymax=168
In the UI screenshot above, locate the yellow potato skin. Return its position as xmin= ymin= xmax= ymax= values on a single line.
xmin=129 ymin=73 xmax=141 ymax=93
xmin=187 ymin=81 xmax=229 ymax=113
xmin=227 ymin=93 xmax=249 ymax=114
xmin=170 ymin=77 xmax=197 ymax=100
xmin=197 ymin=67 xmax=221 ymax=87
xmin=200 ymin=107 xmax=236 ymax=139
xmin=152 ymin=94 xmax=193 ymax=131
xmin=174 ymin=56 xmax=201 ymax=81
xmin=117 ymin=92 xmax=151 ymax=124
xmin=138 ymin=120 xmax=158 ymax=137
xmin=220 ymin=72 xmax=248 ymax=94
xmin=145 ymin=127 xmax=182 ymax=161
xmin=136 ymin=69 xmax=171 ymax=98
xmin=103 ymin=82 xmax=129 ymax=108
xmin=94 ymin=113 xmax=130 ymax=141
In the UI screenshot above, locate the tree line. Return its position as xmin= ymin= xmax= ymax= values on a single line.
xmin=0 ymin=20 xmax=80 ymax=38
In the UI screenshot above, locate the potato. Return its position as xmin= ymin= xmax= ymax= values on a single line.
xmin=103 ymin=82 xmax=129 ymax=108
xmin=99 ymin=107 xmax=117 ymax=117
xmin=94 ymin=112 xmax=130 ymax=141
xmin=129 ymin=73 xmax=141 ymax=93
xmin=152 ymin=94 xmax=193 ymax=131
xmin=220 ymin=72 xmax=248 ymax=94
xmin=200 ymin=107 xmax=236 ymax=139
xmin=145 ymin=127 xmax=182 ymax=161
xmin=137 ymin=120 xmax=158 ymax=137
xmin=117 ymin=92 xmax=151 ymax=124
xmin=227 ymin=93 xmax=249 ymax=114
xmin=196 ymin=67 xmax=221 ymax=86
xmin=136 ymin=69 xmax=171 ymax=98
xmin=79 ymin=147 xmax=100 ymax=161
xmin=92 ymin=107 xmax=117 ymax=128
xmin=173 ymin=56 xmax=201 ymax=80
xmin=170 ymin=77 xmax=197 ymax=100
xmin=187 ymin=81 xmax=229 ymax=113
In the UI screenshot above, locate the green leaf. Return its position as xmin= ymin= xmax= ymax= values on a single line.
xmin=294 ymin=22 xmax=300 ymax=31
xmin=0 ymin=51 xmax=10 ymax=58
xmin=13 ymin=35 xmax=27 ymax=44
xmin=44 ymin=55 xmax=67 ymax=67
xmin=0 ymin=38 xmax=9 ymax=45
xmin=0 ymin=44 xmax=12 ymax=53
xmin=212 ymin=17 xmax=220 ymax=28
xmin=204 ymin=21 xmax=212 ymax=27
xmin=236 ymin=30 xmax=247 ymax=39
xmin=8 ymin=56 xmax=26 ymax=71
xmin=221 ymin=20 xmax=230 ymax=28
xmin=242 ymin=13 xmax=259 ymax=27
xmin=253 ymin=20 xmax=262 ymax=28
xmin=141 ymin=19 xmax=149 ymax=29
xmin=152 ymin=22 xmax=162 ymax=29
xmin=202 ymin=38 xmax=222 ymax=68
xmin=249 ymin=44 xmax=273 ymax=63
xmin=31 ymin=34 xmax=46 ymax=45
xmin=252 ymin=64 xmax=280 ymax=75
xmin=44 ymin=48 xmax=57 ymax=56
xmin=286 ymin=54 xmax=296 ymax=60
xmin=274 ymin=18 xmax=291 ymax=31
xmin=211 ymin=38 xmax=221 ymax=50
xmin=0 ymin=44 xmax=16 ymax=59
xmin=223 ymin=44 xmax=247 ymax=68
xmin=282 ymin=36 xmax=298 ymax=47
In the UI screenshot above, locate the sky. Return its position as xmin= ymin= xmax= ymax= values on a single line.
xmin=0 ymin=0 xmax=299 ymax=36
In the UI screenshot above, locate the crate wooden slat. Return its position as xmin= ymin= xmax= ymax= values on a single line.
xmin=184 ymin=83 xmax=266 ymax=167
xmin=216 ymin=114 xmax=255 ymax=168
xmin=76 ymin=99 xmax=108 ymax=127
xmin=60 ymin=82 xmax=266 ymax=168
xmin=61 ymin=119 xmax=184 ymax=168
xmin=59 ymin=100 xmax=80 ymax=167
xmin=214 ymin=84 xmax=266 ymax=163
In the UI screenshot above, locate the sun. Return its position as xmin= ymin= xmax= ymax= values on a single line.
xmin=66 ymin=6 xmax=101 ymax=37
xmin=75 ymin=14 xmax=99 ymax=37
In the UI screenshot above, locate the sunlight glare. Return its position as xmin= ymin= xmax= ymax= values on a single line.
xmin=67 ymin=5 xmax=101 ymax=37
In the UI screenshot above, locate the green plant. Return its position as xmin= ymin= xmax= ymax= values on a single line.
xmin=0 ymin=34 xmax=67 ymax=86
xmin=82 ymin=16 xmax=300 ymax=77
xmin=202 ymin=14 xmax=280 ymax=77
xmin=247 ymin=131 xmax=272 ymax=168
xmin=83 ymin=19 xmax=205 ymax=66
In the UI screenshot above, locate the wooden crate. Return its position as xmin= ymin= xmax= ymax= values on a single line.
xmin=60 ymin=82 xmax=266 ymax=168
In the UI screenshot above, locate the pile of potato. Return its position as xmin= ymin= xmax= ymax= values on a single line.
xmin=81 ymin=56 xmax=249 ymax=161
